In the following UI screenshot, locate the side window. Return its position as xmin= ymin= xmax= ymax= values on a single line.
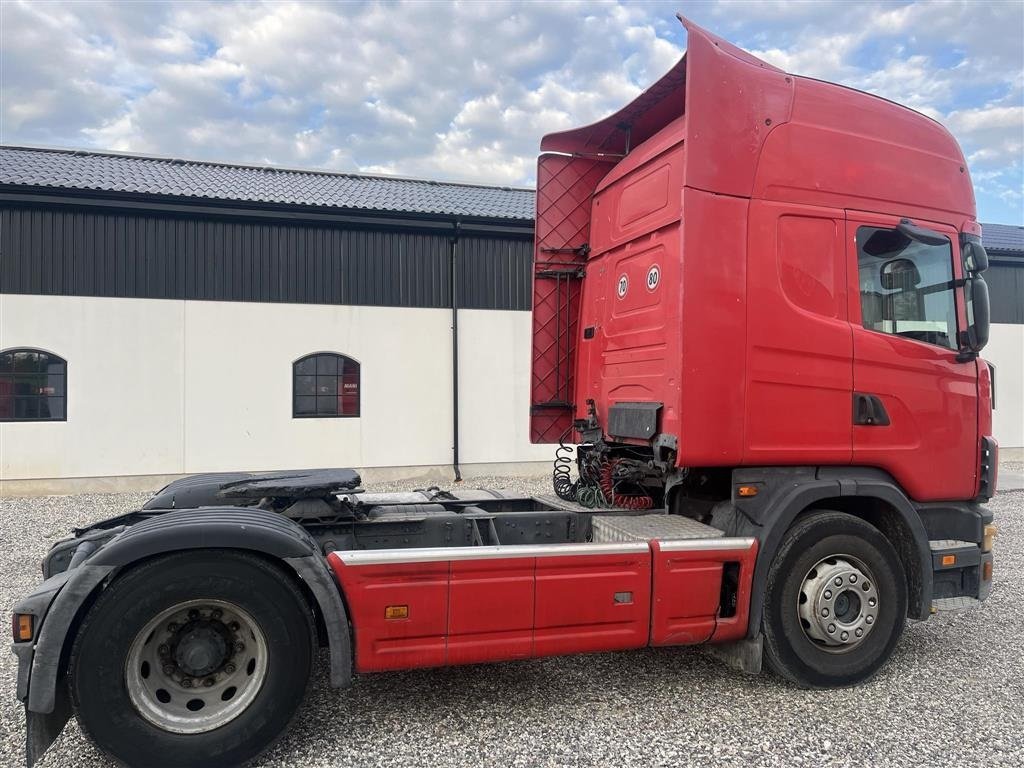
xmin=293 ymin=353 xmax=360 ymax=418
xmin=0 ymin=348 xmax=67 ymax=422
xmin=856 ymin=226 xmax=957 ymax=349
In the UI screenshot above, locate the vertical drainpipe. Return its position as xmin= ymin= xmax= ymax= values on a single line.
xmin=450 ymin=220 xmax=463 ymax=482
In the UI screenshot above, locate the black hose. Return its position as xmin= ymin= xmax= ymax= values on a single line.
xmin=552 ymin=430 xmax=578 ymax=502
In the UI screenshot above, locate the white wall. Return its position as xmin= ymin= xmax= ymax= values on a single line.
xmin=4 ymin=294 xmax=1019 ymax=484
xmin=1 ymin=295 xmax=553 ymax=482
xmin=0 ymin=295 xmax=186 ymax=479
xmin=985 ymin=323 xmax=1024 ymax=450
xmin=459 ymin=309 xmax=553 ymax=464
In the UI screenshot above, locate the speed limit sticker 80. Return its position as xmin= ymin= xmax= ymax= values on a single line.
xmin=646 ymin=264 xmax=660 ymax=291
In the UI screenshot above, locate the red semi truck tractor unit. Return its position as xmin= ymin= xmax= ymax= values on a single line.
xmin=11 ymin=17 xmax=997 ymax=768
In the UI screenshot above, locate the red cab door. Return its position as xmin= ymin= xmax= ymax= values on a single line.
xmin=846 ymin=212 xmax=977 ymax=501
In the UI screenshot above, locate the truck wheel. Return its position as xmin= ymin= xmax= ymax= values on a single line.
xmin=70 ymin=550 xmax=314 ymax=767
xmin=762 ymin=510 xmax=907 ymax=688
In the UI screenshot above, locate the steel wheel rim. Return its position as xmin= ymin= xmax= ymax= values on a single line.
xmin=797 ymin=554 xmax=879 ymax=653
xmin=125 ymin=598 xmax=269 ymax=734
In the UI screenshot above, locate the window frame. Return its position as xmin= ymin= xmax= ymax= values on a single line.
xmin=0 ymin=347 xmax=68 ymax=423
xmin=854 ymin=224 xmax=962 ymax=352
xmin=292 ymin=352 xmax=361 ymax=419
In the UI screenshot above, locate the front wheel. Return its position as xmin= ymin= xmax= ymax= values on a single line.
xmin=70 ymin=550 xmax=314 ymax=767
xmin=762 ymin=510 xmax=907 ymax=688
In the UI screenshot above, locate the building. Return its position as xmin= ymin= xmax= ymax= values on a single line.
xmin=981 ymin=223 xmax=1024 ymax=452
xmin=0 ymin=146 xmax=547 ymax=494
xmin=1 ymin=146 xmax=1021 ymax=494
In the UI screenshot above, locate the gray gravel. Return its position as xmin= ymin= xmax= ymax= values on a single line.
xmin=2 ymin=472 xmax=1023 ymax=767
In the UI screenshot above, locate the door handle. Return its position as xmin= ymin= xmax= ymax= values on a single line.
xmin=853 ymin=393 xmax=891 ymax=426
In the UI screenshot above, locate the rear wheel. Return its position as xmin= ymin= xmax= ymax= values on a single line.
xmin=762 ymin=510 xmax=907 ymax=687
xmin=70 ymin=550 xmax=314 ymax=767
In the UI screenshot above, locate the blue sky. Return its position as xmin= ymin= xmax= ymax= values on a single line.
xmin=2 ymin=0 xmax=1022 ymax=223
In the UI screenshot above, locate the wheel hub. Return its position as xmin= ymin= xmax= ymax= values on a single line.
xmin=798 ymin=556 xmax=879 ymax=651
xmin=172 ymin=621 xmax=231 ymax=677
xmin=125 ymin=599 xmax=268 ymax=734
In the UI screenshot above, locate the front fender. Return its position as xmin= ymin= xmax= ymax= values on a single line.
xmin=712 ymin=467 xmax=933 ymax=639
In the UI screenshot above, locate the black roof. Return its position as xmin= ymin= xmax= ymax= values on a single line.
xmin=0 ymin=145 xmax=535 ymax=222
xmin=981 ymin=222 xmax=1024 ymax=255
xmin=1 ymin=146 xmax=1019 ymax=247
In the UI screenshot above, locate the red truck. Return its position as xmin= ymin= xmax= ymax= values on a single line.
xmin=12 ymin=17 xmax=997 ymax=768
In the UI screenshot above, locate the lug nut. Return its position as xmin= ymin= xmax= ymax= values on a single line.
xmin=188 ymin=609 xmax=200 ymax=620
xmin=167 ymin=622 xmax=178 ymax=632
xmin=866 ymin=615 xmax=874 ymax=625
xmin=229 ymin=622 xmax=240 ymax=631
xmin=855 ymin=628 xmax=863 ymax=637
xmin=234 ymin=642 xmax=245 ymax=653
xmin=821 ymin=608 xmax=830 ymax=617
xmin=828 ymin=624 xmax=836 ymax=633
xmin=162 ymin=664 xmax=175 ymax=676
xmin=841 ymin=631 xmax=849 ymax=641
xmin=868 ymin=597 xmax=877 ymax=607
xmin=863 ymin=582 xmax=871 ymax=591
xmin=824 ymin=590 xmax=832 ymax=599
xmin=849 ymin=574 xmax=858 ymax=583
xmin=204 ymin=678 xmax=215 ymax=688
xmin=181 ymin=678 xmax=193 ymax=688
xmin=158 ymin=644 xmax=169 ymax=656
xmin=834 ymin=577 xmax=843 ymax=587
xmin=225 ymin=664 xmax=236 ymax=674
xmin=211 ymin=609 xmax=223 ymax=620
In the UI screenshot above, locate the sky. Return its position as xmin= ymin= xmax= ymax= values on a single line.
xmin=1 ymin=0 xmax=1022 ymax=223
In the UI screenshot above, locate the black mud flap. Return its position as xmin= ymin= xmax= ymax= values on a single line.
xmin=26 ymin=688 xmax=71 ymax=768
xmin=702 ymin=635 xmax=763 ymax=675
xmin=607 ymin=402 xmax=662 ymax=440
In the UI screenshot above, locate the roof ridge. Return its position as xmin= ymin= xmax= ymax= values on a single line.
xmin=0 ymin=143 xmax=536 ymax=194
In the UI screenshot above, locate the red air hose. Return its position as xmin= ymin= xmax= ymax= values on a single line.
xmin=600 ymin=460 xmax=654 ymax=510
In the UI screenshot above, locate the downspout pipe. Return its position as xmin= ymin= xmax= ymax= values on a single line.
xmin=450 ymin=220 xmax=463 ymax=482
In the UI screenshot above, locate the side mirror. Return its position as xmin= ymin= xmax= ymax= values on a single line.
xmin=962 ymin=239 xmax=989 ymax=273
xmin=959 ymin=276 xmax=991 ymax=357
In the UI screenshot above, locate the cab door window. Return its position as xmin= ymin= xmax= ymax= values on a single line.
xmin=856 ymin=226 xmax=957 ymax=349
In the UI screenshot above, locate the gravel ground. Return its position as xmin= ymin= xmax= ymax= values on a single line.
xmin=2 ymin=471 xmax=1022 ymax=768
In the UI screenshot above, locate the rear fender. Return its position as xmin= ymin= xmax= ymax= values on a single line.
xmin=21 ymin=507 xmax=352 ymax=720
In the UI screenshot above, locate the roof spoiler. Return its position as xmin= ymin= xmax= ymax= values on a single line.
xmin=539 ymin=15 xmax=783 ymax=157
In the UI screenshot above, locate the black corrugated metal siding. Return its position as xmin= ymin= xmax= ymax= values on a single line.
xmin=987 ymin=261 xmax=1024 ymax=325
xmin=457 ymin=236 xmax=532 ymax=311
xmin=0 ymin=205 xmax=531 ymax=310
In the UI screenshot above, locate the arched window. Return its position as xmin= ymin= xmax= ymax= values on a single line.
xmin=0 ymin=348 xmax=67 ymax=422
xmin=293 ymin=353 xmax=360 ymax=418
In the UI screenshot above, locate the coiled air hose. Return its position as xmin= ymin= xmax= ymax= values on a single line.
xmin=599 ymin=459 xmax=654 ymax=510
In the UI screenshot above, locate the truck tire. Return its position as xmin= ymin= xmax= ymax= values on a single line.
xmin=762 ymin=510 xmax=907 ymax=688
xmin=69 ymin=550 xmax=314 ymax=767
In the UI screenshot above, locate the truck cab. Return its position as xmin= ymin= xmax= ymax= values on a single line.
xmin=530 ymin=16 xmax=996 ymax=507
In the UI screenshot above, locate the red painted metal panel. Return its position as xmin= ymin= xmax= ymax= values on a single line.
xmin=447 ymin=558 xmax=533 ymax=666
xmin=650 ymin=540 xmax=758 ymax=646
xmin=328 ymin=554 xmax=448 ymax=673
xmin=846 ymin=213 xmax=977 ymax=501
xmin=530 ymin=153 xmax=615 ymax=443
xmin=710 ymin=540 xmax=758 ymax=643
xmin=575 ymin=141 xmax=685 ymax=434
xmin=533 ymin=550 xmax=651 ymax=657
xmin=744 ymin=201 xmax=853 ymax=464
